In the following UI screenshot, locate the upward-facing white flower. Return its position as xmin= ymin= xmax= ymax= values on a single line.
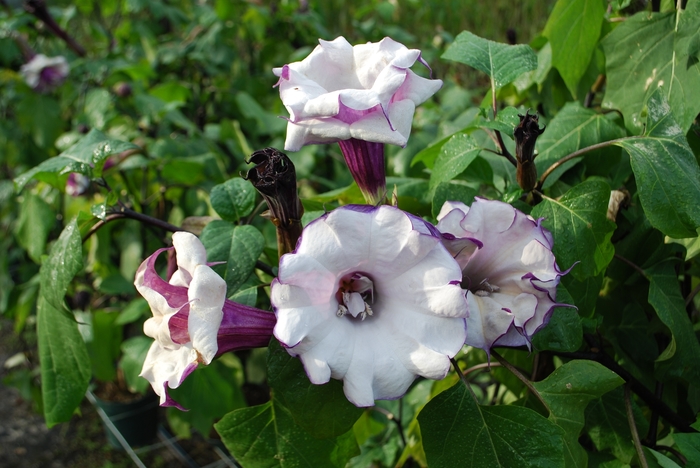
xmin=271 ymin=205 xmax=467 ymax=407
xmin=437 ymin=198 xmax=572 ymax=354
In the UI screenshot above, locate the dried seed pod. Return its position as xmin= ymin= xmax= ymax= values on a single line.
xmin=514 ymin=110 xmax=546 ymax=191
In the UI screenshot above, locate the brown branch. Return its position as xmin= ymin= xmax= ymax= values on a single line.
xmin=685 ymin=282 xmax=700 ymax=307
xmin=538 ymin=138 xmax=628 ymax=187
xmin=492 ymin=350 xmax=551 ymax=416
xmin=24 ymin=0 xmax=86 ymax=56
xmin=625 ymin=384 xmax=649 ymax=468
xmin=614 ymin=253 xmax=648 ymax=278
xmin=495 ymin=130 xmax=517 ymax=167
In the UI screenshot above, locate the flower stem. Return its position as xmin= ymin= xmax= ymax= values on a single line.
xmin=491 ymin=350 xmax=551 ymax=416
xmin=625 ymin=384 xmax=649 ymax=468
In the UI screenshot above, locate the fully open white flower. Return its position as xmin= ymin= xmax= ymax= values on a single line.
xmin=273 ymin=36 xmax=442 ymax=151
xmin=437 ymin=198 xmax=571 ymax=354
xmin=271 ymin=205 xmax=467 ymax=407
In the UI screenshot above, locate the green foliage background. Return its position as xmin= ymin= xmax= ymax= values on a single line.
xmin=3 ymin=0 xmax=700 ymax=467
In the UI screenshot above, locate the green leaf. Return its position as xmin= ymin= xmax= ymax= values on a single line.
xmin=84 ymin=88 xmax=114 ymax=130
xmin=535 ymin=102 xmax=625 ymax=189
xmin=40 ymin=219 xmax=83 ymax=314
xmin=16 ymin=93 xmax=63 ymax=149
xmin=15 ymin=129 xmax=140 ymax=191
xmin=531 ymin=179 xmax=616 ymax=280
xmin=115 ymin=297 xmax=149 ymax=325
xmin=532 ymin=284 xmax=582 ymax=353
xmin=442 ymin=31 xmax=537 ymax=91
xmin=532 ymin=360 xmax=624 ymax=468
xmin=15 ymin=192 xmax=55 ymax=263
xmin=37 ymin=295 xmax=91 ymax=427
xmin=543 ymin=0 xmax=606 ymax=97
xmin=647 ymin=260 xmax=700 ymax=386
xmin=614 ymin=89 xmax=700 ymax=239
xmin=216 ymin=398 xmax=359 ymax=468
xmin=673 ymin=433 xmax=700 ymax=466
xmin=200 ymin=221 xmax=264 ymax=295
xmin=419 ymin=382 xmax=565 ymax=468
xmin=267 ymin=340 xmax=362 ymax=439
xmin=210 ymin=178 xmax=256 ymax=222
xmin=602 ymin=7 xmax=700 ymax=134
xmin=429 ymin=133 xmax=481 ymax=191
xmin=119 ymin=336 xmax=152 ymax=394
xmin=644 ymin=447 xmax=683 ymax=468
xmin=585 ymin=388 xmax=647 ymax=464
xmin=87 ymin=311 xmax=122 ymax=382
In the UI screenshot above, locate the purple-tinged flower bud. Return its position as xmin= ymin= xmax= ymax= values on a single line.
xmin=244 ymin=148 xmax=304 ymax=256
xmin=20 ymin=54 xmax=69 ymax=92
xmin=135 ymin=232 xmax=276 ymax=409
xmin=514 ymin=110 xmax=545 ymax=191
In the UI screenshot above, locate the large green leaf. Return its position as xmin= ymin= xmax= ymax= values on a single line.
xmin=419 ymin=381 xmax=565 ymax=468
xmin=602 ymin=5 xmax=700 ymax=134
xmin=14 ymin=129 xmax=140 ymax=191
xmin=40 ymin=219 xmax=83 ymax=314
xmin=210 ymin=177 xmax=256 ymax=223
xmin=535 ymin=102 xmax=625 ymax=188
xmin=15 ymin=192 xmax=55 ymax=263
xmin=532 ymin=360 xmax=624 ymax=468
xmin=647 ymin=260 xmax=700 ymax=386
xmin=429 ymin=133 xmax=481 ymax=191
xmin=119 ymin=336 xmax=152 ymax=394
xmin=442 ymin=31 xmax=537 ymax=94
xmin=531 ymin=179 xmax=616 ymax=280
xmin=585 ymin=388 xmax=649 ymax=464
xmin=200 ymin=221 xmax=264 ymax=295
xmin=615 ymin=89 xmax=700 ymax=239
xmin=215 ymin=398 xmax=359 ymax=468
xmin=267 ymin=340 xmax=362 ymax=439
xmin=37 ymin=295 xmax=91 ymax=427
xmin=674 ymin=433 xmax=700 ymax=466
xmin=543 ymin=0 xmax=606 ymax=97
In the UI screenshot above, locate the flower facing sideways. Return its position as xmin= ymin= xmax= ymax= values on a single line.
xmin=273 ymin=36 xmax=442 ymax=204
xmin=271 ymin=205 xmax=468 ymax=407
xmin=20 ymin=54 xmax=69 ymax=92
xmin=135 ymin=232 xmax=275 ymax=408
xmin=437 ymin=198 xmax=572 ymax=354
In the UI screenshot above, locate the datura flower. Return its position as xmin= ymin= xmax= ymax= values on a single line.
xmin=20 ymin=54 xmax=69 ymax=92
xmin=135 ymin=232 xmax=275 ymax=408
xmin=436 ymin=198 xmax=571 ymax=354
xmin=273 ymin=36 xmax=442 ymax=204
xmin=271 ymin=205 xmax=468 ymax=407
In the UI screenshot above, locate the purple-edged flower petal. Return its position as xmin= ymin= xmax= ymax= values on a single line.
xmin=135 ymin=232 xmax=276 ymax=408
xmin=271 ymin=204 xmax=467 ymax=407
xmin=437 ymin=198 xmax=574 ymax=353
xmin=274 ymin=36 xmax=442 ymax=204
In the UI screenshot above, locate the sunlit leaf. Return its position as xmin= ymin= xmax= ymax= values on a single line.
xmin=443 ymin=31 xmax=537 ymax=90
xmin=429 ymin=133 xmax=481 ymax=191
xmin=531 ymin=179 xmax=615 ymax=280
xmin=14 ymin=129 xmax=140 ymax=191
xmin=543 ymin=0 xmax=606 ymax=97
xmin=210 ymin=177 xmax=256 ymax=222
xmin=602 ymin=5 xmax=700 ymax=134
xmin=40 ymin=219 xmax=83 ymax=314
xmin=614 ymin=89 xmax=700 ymax=239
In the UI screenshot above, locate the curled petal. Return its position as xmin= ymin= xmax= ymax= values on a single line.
xmin=139 ymin=342 xmax=198 ymax=409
